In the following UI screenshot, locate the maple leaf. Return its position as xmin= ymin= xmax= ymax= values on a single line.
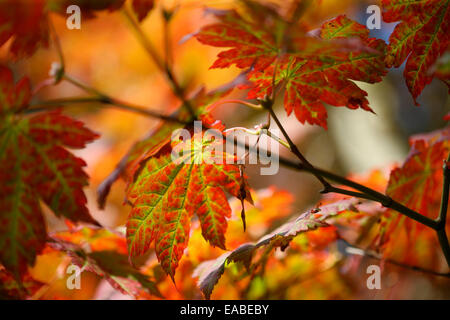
xmin=196 ymin=6 xmax=387 ymax=129
xmin=126 ymin=125 xmax=252 ymax=280
xmin=374 ymin=127 xmax=450 ymax=269
xmin=195 ymin=9 xmax=278 ymax=71
xmin=382 ymin=0 xmax=449 ymax=102
xmin=0 ymin=66 xmax=98 ymax=279
xmin=193 ymin=198 xmax=365 ymax=299
xmin=97 ymin=79 xmax=244 ymax=208
xmin=96 ymin=81 xmax=252 ymax=281
xmin=49 ymin=228 xmax=162 ymax=298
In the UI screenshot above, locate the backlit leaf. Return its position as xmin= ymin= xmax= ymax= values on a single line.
xmin=382 ymin=0 xmax=449 ymax=102
xmin=126 ymin=125 xmax=251 ymax=279
xmin=0 ymin=66 xmax=98 ymax=279
xmin=374 ymin=127 xmax=450 ymax=270
xmin=196 ymin=6 xmax=387 ymax=129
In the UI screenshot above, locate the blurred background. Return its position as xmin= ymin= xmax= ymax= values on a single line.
xmin=1 ymin=0 xmax=448 ymax=299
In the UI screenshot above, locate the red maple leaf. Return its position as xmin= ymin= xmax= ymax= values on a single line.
xmin=374 ymin=127 xmax=450 ymax=270
xmin=97 ymin=83 xmax=238 ymax=208
xmin=382 ymin=0 xmax=449 ymax=103
xmin=195 ymin=7 xmax=386 ymax=129
xmin=0 ymin=66 xmax=98 ymax=279
xmin=126 ymin=123 xmax=252 ymax=279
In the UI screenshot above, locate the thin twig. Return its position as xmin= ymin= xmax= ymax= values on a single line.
xmin=28 ymin=96 xmax=188 ymax=124
xmin=122 ymin=6 xmax=196 ymax=118
xmin=436 ymin=153 xmax=450 ymax=267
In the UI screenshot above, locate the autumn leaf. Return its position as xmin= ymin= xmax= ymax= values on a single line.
xmin=248 ymin=15 xmax=386 ymax=129
xmin=49 ymin=228 xmax=162 ymax=298
xmin=374 ymin=127 xmax=450 ymax=269
xmin=194 ymin=198 xmax=365 ymax=299
xmin=96 ymin=82 xmax=238 ymax=209
xmin=382 ymin=0 xmax=449 ymax=103
xmin=0 ymin=66 xmax=98 ymax=279
xmin=126 ymin=123 xmax=252 ymax=280
xmin=196 ymin=6 xmax=387 ymax=129
xmin=95 ymin=79 xmax=252 ymax=280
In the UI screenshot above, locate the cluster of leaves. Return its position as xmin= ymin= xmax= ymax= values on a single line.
xmin=0 ymin=0 xmax=449 ymax=300
xmin=193 ymin=198 xmax=375 ymax=299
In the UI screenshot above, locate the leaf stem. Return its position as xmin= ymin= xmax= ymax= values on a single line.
xmin=436 ymin=153 xmax=450 ymax=267
xmin=262 ymin=98 xmax=332 ymax=190
xmin=29 ymin=95 xmax=188 ymax=124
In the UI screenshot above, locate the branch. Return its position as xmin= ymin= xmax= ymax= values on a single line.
xmin=39 ymin=75 xmax=439 ymax=234
xmin=217 ymin=127 xmax=438 ymax=233
xmin=436 ymin=153 xmax=450 ymax=267
xmin=279 ymin=157 xmax=439 ymax=229
xmin=259 ymin=96 xmax=439 ymax=231
xmin=122 ymin=6 xmax=196 ymax=118
xmin=28 ymin=96 xmax=188 ymax=124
